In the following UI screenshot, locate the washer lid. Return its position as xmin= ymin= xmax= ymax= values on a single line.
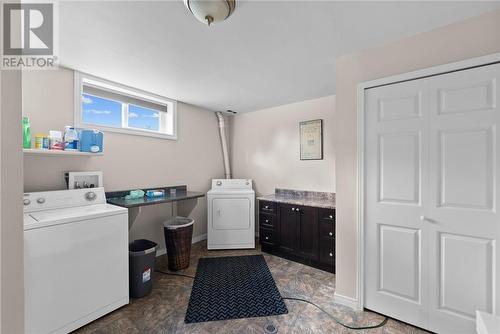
xmin=24 ymin=204 xmax=127 ymax=230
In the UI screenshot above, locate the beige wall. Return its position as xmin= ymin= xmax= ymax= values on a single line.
xmin=334 ymin=9 xmax=500 ymax=301
xmin=23 ymin=68 xmax=226 ymax=250
xmin=1 ymin=70 xmax=24 ymax=333
xmin=230 ymin=96 xmax=335 ymax=196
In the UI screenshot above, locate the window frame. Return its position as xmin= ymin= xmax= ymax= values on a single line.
xmin=74 ymin=71 xmax=177 ymax=140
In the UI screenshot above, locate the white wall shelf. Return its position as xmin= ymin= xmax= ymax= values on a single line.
xmin=23 ymin=149 xmax=103 ymax=157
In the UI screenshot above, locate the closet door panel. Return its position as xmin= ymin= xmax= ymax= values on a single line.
xmin=364 ymin=79 xmax=429 ymax=328
xmin=378 ymin=224 xmax=421 ymax=302
xmin=365 ymin=61 xmax=500 ymax=334
xmin=439 ymin=233 xmax=494 ymax=317
xmin=437 ymin=127 xmax=494 ymax=210
xmin=378 ymin=132 xmax=421 ymax=204
xmin=427 ymin=63 xmax=500 ymax=334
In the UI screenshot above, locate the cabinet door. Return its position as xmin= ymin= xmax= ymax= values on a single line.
xmin=259 ymin=228 xmax=277 ymax=249
xmin=259 ymin=213 xmax=276 ymax=230
xmin=298 ymin=206 xmax=319 ymax=260
xmin=319 ymin=237 xmax=334 ymax=267
xmin=279 ymin=204 xmax=299 ymax=254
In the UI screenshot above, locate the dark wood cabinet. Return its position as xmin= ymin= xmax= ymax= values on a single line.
xmin=297 ymin=206 xmax=318 ymax=261
xmin=317 ymin=210 xmax=335 ymax=271
xmin=260 ymin=228 xmax=277 ymax=248
xmin=259 ymin=200 xmax=277 ymax=214
xmin=259 ymin=201 xmax=279 ymax=251
xmin=319 ymin=238 xmax=334 ymax=267
xmin=278 ymin=204 xmax=299 ymax=254
xmin=259 ymin=200 xmax=335 ymax=273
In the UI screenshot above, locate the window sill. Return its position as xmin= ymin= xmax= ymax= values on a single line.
xmin=75 ymin=123 xmax=178 ymax=141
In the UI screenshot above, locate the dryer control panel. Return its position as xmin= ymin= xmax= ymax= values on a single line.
xmin=211 ymin=179 xmax=253 ymax=190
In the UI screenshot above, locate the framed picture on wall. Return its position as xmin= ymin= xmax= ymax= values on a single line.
xmin=300 ymin=119 xmax=323 ymax=160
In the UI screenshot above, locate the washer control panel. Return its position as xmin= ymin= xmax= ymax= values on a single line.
xmin=23 ymin=187 xmax=106 ymax=213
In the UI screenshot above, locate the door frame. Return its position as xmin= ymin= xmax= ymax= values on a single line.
xmin=354 ymin=52 xmax=500 ymax=311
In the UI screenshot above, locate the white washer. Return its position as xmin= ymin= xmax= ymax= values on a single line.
xmin=207 ymin=179 xmax=255 ymax=250
xmin=23 ymin=188 xmax=129 ymax=334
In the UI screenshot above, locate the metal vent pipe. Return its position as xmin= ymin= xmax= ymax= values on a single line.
xmin=215 ymin=111 xmax=231 ymax=179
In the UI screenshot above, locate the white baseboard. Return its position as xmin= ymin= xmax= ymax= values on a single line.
xmin=334 ymin=292 xmax=362 ymax=310
xmin=156 ymin=233 xmax=207 ymax=257
xmin=192 ymin=233 xmax=207 ymax=244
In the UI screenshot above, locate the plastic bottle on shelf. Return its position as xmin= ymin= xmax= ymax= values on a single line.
xmin=49 ymin=131 xmax=64 ymax=150
xmin=64 ymin=126 xmax=79 ymax=151
xmin=35 ymin=134 xmax=49 ymax=150
xmin=23 ymin=117 xmax=31 ymax=149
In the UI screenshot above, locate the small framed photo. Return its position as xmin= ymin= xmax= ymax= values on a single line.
xmin=300 ymin=119 xmax=323 ymax=160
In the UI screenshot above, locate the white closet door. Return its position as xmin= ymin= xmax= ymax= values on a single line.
xmin=427 ymin=64 xmax=500 ymax=333
xmin=365 ymin=62 xmax=500 ymax=334
xmin=364 ymin=78 xmax=430 ymax=327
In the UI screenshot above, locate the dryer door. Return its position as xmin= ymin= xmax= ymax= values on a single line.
xmin=212 ymin=197 xmax=250 ymax=230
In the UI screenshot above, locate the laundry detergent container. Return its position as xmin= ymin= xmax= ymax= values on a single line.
xmin=129 ymin=239 xmax=157 ymax=298
xmin=79 ymin=129 xmax=103 ymax=153
xmin=163 ymin=217 xmax=194 ymax=271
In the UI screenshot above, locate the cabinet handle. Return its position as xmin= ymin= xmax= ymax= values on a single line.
xmin=265 ymin=219 xmax=269 ymax=223
xmin=296 ymin=208 xmax=300 ymax=213
xmin=265 ymin=236 xmax=269 ymax=240
xmin=329 ymin=215 xmax=333 ymax=219
xmin=291 ymin=207 xmax=295 ymax=211
xmin=329 ymin=252 xmax=333 ymax=257
xmin=329 ymin=232 xmax=333 ymax=236
xmin=265 ymin=205 xmax=269 ymax=209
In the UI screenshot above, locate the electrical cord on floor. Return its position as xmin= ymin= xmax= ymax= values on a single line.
xmin=155 ymin=269 xmax=195 ymax=279
xmin=282 ymin=297 xmax=388 ymax=330
xmin=154 ymin=270 xmax=388 ymax=330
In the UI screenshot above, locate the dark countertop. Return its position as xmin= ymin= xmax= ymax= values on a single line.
xmin=106 ymin=185 xmax=205 ymax=209
xmin=107 ymin=191 xmax=205 ymax=208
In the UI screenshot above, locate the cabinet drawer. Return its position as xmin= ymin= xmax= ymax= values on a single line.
xmin=260 ymin=213 xmax=275 ymax=230
xmin=318 ymin=208 xmax=335 ymax=221
xmin=319 ymin=220 xmax=335 ymax=239
xmin=259 ymin=201 xmax=277 ymax=214
xmin=260 ymin=228 xmax=276 ymax=247
xmin=319 ymin=238 xmax=335 ymax=266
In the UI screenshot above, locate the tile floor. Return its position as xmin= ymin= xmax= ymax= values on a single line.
xmin=75 ymin=240 xmax=429 ymax=334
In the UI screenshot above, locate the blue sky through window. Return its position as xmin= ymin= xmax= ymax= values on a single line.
xmin=82 ymin=94 xmax=122 ymax=128
xmin=128 ymin=105 xmax=160 ymax=131
xmin=82 ymin=94 xmax=161 ymax=132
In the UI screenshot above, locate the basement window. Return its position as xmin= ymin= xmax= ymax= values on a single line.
xmin=74 ymin=72 xmax=177 ymax=140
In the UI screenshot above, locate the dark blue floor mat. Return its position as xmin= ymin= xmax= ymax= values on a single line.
xmin=184 ymin=255 xmax=288 ymax=323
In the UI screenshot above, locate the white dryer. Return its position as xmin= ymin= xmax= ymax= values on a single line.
xmin=207 ymin=179 xmax=255 ymax=250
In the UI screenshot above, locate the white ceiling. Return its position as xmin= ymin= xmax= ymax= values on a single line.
xmin=60 ymin=1 xmax=500 ymax=113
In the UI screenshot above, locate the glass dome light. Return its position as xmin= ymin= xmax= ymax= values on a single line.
xmin=183 ymin=0 xmax=236 ymax=26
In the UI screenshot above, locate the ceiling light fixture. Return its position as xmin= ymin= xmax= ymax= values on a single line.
xmin=183 ymin=0 xmax=236 ymax=26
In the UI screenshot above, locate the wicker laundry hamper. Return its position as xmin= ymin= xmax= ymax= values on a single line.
xmin=163 ymin=217 xmax=194 ymax=271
